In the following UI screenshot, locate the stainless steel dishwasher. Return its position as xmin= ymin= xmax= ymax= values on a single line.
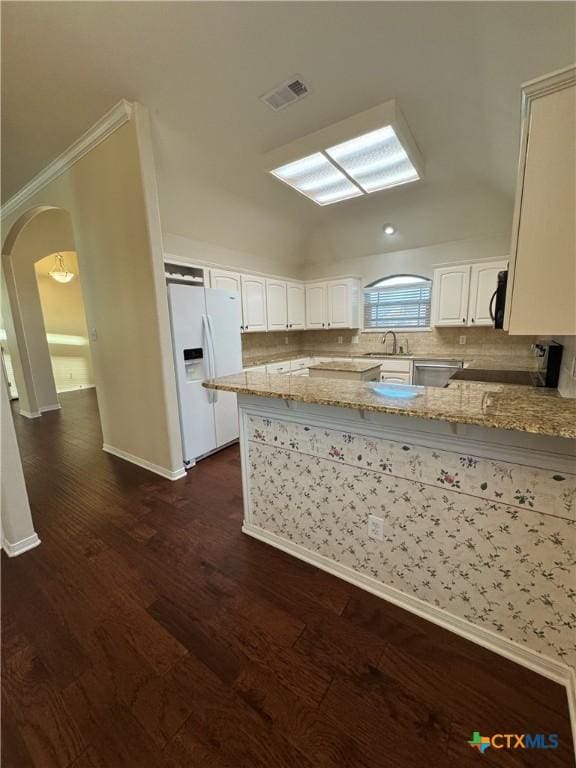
xmin=412 ymin=360 xmax=463 ymax=387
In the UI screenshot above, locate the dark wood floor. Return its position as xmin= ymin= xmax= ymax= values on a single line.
xmin=2 ymin=389 xmax=574 ymax=767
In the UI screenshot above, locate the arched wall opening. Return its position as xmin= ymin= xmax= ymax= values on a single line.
xmin=34 ymin=251 xmax=95 ymax=395
xmin=1 ymin=206 xmax=99 ymax=417
xmin=1 ymin=109 xmax=185 ymax=481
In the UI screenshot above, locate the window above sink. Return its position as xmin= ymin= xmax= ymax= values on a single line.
xmin=363 ymin=275 xmax=432 ymax=330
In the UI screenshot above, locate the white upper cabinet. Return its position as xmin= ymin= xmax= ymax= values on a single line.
xmin=306 ymin=279 xmax=360 ymax=329
xmin=432 ymin=261 xmax=508 ymax=327
xmin=286 ymin=282 xmax=306 ymax=330
xmin=305 ymin=283 xmax=328 ymax=329
xmin=505 ymin=68 xmax=576 ymax=335
xmin=210 ymin=269 xmax=242 ymax=294
xmin=327 ymin=279 xmax=360 ymax=328
xmin=431 ymin=266 xmax=471 ymax=326
xmin=468 ymin=261 xmax=508 ymax=326
xmin=266 ymin=279 xmax=288 ymax=331
xmin=241 ymin=275 xmax=267 ymax=332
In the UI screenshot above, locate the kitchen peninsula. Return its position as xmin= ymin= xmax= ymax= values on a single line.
xmin=204 ymin=371 xmax=576 ymax=727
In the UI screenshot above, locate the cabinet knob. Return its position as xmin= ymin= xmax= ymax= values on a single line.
xmin=471 ymin=318 xmax=475 ymax=323
xmin=462 ymin=318 xmax=466 ymax=323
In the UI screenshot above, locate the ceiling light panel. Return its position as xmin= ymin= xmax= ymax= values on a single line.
xmin=270 ymin=152 xmax=362 ymax=205
xmin=326 ymin=126 xmax=419 ymax=193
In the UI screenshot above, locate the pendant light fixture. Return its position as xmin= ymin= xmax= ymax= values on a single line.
xmin=49 ymin=253 xmax=75 ymax=284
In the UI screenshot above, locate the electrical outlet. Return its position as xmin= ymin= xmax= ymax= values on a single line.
xmin=368 ymin=515 xmax=384 ymax=541
xmin=338 ymin=336 xmax=343 ymax=344
xmin=285 ymin=336 xmax=289 ymax=345
xmin=571 ymin=356 xmax=576 ymax=379
xmin=459 ymin=335 xmax=466 ymax=345
xmin=351 ymin=335 xmax=359 ymax=344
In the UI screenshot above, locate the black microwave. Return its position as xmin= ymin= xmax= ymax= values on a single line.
xmin=490 ymin=269 xmax=508 ymax=329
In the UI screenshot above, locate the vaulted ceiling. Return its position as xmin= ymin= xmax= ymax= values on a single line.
xmin=2 ymin=2 xmax=574 ymax=259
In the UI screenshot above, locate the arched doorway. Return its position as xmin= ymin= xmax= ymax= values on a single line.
xmin=1 ymin=206 xmax=92 ymax=417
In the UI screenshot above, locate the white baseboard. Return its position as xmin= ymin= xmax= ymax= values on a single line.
xmin=2 ymin=533 xmax=41 ymax=557
xmin=102 ymin=443 xmax=186 ymax=481
xmin=243 ymin=522 xmax=576 ymax=748
xmin=39 ymin=403 xmax=61 ymax=413
xmin=19 ymin=409 xmax=41 ymax=419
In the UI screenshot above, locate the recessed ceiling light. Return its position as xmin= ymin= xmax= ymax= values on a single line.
xmin=383 ymin=224 xmax=396 ymax=235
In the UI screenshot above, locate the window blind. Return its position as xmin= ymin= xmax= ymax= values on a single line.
xmin=364 ymin=280 xmax=432 ymax=329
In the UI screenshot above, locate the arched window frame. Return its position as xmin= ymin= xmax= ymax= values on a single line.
xmin=363 ymin=274 xmax=432 ymax=330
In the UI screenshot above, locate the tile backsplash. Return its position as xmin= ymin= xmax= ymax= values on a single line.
xmin=242 ymin=327 xmax=540 ymax=369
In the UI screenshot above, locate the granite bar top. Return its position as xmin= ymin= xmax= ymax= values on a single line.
xmin=203 ymin=372 xmax=576 ymax=439
xmin=308 ymin=360 xmax=382 ymax=373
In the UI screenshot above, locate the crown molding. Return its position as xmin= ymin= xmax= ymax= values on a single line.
xmin=1 ymin=99 xmax=134 ymax=221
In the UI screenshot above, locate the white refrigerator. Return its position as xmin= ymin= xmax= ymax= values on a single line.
xmin=167 ymin=283 xmax=243 ymax=467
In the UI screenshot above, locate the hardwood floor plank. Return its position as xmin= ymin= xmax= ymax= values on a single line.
xmin=2 ymin=389 xmax=574 ymax=768
xmin=2 ymin=647 xmax=86 ymax=768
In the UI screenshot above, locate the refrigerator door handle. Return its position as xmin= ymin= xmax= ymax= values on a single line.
xmin=202 ymin=314 xmax=216 ymax=404
xmin=204 ymin=314 xmax=218 ymax=403
xmin=207 ymin=314 xmax=219 ymax=403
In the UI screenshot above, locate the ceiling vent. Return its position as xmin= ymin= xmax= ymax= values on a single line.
xmin=260 ymin=76 xmax=310 ymax=111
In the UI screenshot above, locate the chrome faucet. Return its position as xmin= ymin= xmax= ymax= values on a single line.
xmin=381 ymin=330 xmax=397 ymax=355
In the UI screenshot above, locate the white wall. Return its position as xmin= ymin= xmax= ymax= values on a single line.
xmin=35 ymin=252 xmax=94 ymax=392
xmin=2 ymin=110 xmax=184 ymax=478
xmin=163 ymin=232 xmax=302 ymax=279
xmin=0 ymin=375 xmax=39 ymax=555
xmin=302 ymin=233 xmax=510 ymax=285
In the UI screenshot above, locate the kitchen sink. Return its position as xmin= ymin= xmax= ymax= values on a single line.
xmin=362 ymin=352 xmax=409 ymax=357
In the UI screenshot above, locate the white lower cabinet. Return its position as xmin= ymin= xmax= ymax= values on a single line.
xmin=380 ymin=372 xmax=411 ymax=384
xmin=266 ymin=362 xmax=291 ymax=375
xmin=241 ymin=275 xmax=267 ymax=332
xmin=266 ymin=279 xmax=288 ymax=331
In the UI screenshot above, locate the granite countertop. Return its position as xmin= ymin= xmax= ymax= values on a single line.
xmin=243 ymin=351 xmax=539 ymax=369
xmin=203 ymin=372 xmax=576 ymax=439
xmin=308 ymin=360 xmax=382 ymax=373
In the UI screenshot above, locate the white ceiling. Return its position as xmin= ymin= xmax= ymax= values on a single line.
xmin=2 ymin=2 xmax=575 ymax=257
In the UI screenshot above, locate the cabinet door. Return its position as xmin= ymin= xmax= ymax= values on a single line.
xmin=507 ymin=77 xmax=576 ymax=334
xmin=431 ymin=266 xmax=471 ymax=326
xmin=468 ymin=261 xmax=508 ymax=326
xmin=210 ymin=269 xmax=242 ymax=293
xmin=327 ymin=281 xmax=350 ymax=328
xmin=305 ymin=283 xmax=327 ymax=329
xmin=241 ymin=276 xmax=267 ymax=332
xmin=266 ymin=280 xmax=288 ymax=331
xmin=380 ymin=373 xmax=411 ymax=384
xmin=286 ymin=283 xmax=306 ymax=329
